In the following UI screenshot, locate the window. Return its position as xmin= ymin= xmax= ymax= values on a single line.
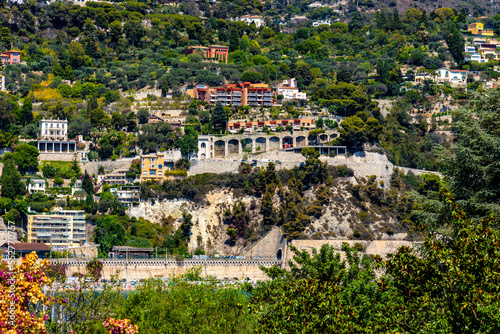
xmin=143 ymin=171 xmax=147 ymax=175
xmin=150 ymin=171 xmax=156 ymax=176
xmin=158 ymin=171 xmax=163 ymax=176
xmin=142 ymin=158 xmax=145 ymax=162
xmin=142 ymin=164 xmax=145 ymax=168
xmin=151 ymin=164 xmax=155 ymax=168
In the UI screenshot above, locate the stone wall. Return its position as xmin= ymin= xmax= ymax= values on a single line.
xmin=244 ymin=228 xmax=287 ymax=261
xmin=82 ymin=158 xmax=136 ymax=176
xmin=189 ymin=160 xmax=241 ymax=175
xmin=288 ymin=239 xmax=414 ymax=262
xmin=39 ymin=153 xmax=76 ymax=162
xmin=321 ymin=151 xmax=440 ymax=185
xmin=50 ymin=259 xmax=281 ymax=281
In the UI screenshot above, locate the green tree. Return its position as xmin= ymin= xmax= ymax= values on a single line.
xmin=253 ymin=243 xmax=393 ymax=332
xmin=20 ymin=97 xmax=33 ymax=126
xmin=0 ymin=158 xmax=24 ymax=199
xmin=82 ymin=171 xmax=94 ymax=195
xmin=447 ymin=24 xmax=465 ymax=66
xmin=109 ymin=20 xmax=123 ymax=42
xmin=414 ymin=90 xmax=500 ymax=229
xmin=94 ymin=215 xmax=126 ymax=256
xmin=123 ymin=20 xmax=144 ymax=46
xmin=13 ymin=143 xmax=39 ymax=173
xmin=228 ymin=27 xmax=239 ymax=52
xmin=260 ymin=190 xmax=275 ymax=225
xmin=211 ymin=102 xmax=227 ymax=133
xmin=68 ymin=41 xmax=85 ymax=68
xmin=71 ymin=154 xmax=81 ymax=178
xmin=137 ymin=108 xmax=149 ymax=124
xmin=240 ymin=71 xmax=262 ymax=83
xmin=348 ymin=11 xmax=364 ymax=32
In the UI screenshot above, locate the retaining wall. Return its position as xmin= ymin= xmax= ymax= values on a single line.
xmin=82 ymin=158 xmax=136 ymax=176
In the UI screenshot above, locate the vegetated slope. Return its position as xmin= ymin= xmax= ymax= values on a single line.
xmin=360 ymin=0 xmax=497 ymax=16
xmin=135 ymin=157 xmax=432 ymax=255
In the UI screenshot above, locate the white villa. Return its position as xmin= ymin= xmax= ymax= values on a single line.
xmin=238 ymin=15 xmax=265 ymax=28
xmin=277 ymin=78 xmax=308 ymax=100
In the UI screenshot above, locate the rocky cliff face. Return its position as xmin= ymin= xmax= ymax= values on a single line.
xmin=128 ymin=191 xmax=262 ymax=256
xmin=127 ymin=175 xmax=408 ymax=256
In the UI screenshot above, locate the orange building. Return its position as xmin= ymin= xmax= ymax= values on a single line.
xmin=0 ymin=50 xmax=21 ymax=65
xmin=193 ymin=82 xmax=275 ymax=107
xmin=185 ymin=45 xmax=229 ymax=63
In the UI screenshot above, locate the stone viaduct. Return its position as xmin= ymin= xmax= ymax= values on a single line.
xmin=197 ymin=130 xmax=340 ymax=160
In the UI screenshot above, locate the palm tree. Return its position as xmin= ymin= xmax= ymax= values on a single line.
xmin=90 ymin=128 xmax=99 ymax=145
xmin=129 ymin=134 xmax=139 ymax=155
xmin=109 ymin=130 xmax=120 ymax=150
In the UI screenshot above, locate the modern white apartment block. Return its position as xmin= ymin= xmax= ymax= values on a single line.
xmin=27 ymin=209 xmax=86 ymax=248
xmin=98 ymin=168 xmax=130 ymax=186
xmin=110 ymin=186 xmax=141 ymax=207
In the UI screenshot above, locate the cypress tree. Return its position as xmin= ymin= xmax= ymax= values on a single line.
xmin=71 ymin=154 xmax=81 ymax=178
xmin=447 ymin=25 xmax=465 ymax=66
xmin=228 ymin=27 xmax=239 ymax=52
xmin=82 ymin=171 xmax=94 ymax=195
xmin=0 ymin=158 xmax=24 ymax=199
xmin=20 ymin=97 xmax=33 ymax=126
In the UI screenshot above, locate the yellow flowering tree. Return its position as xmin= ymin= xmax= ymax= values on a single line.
xmin=103 ymin=318 xmax=138 ymax=334
xmin=0 ymin=252 xmax=52 ymax=334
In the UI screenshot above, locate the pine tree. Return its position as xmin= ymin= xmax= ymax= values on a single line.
xmin=419 ymin=10 xmax=428 ymax=27
xmin=348 ymin=11 xmax=364 ymax=32
xmin=211 ymin=101 xmax=227 ymax=133
xmin=457 ymin=8 xmax=467 ymax=24
xmin=376 ymin=12 xmax=388 ymax=30
xmin=82 ymin=171 xmax=94 ymax=195
xmin=261 ymin=190 xmax=275 ymax=225
xmin=392 ymin=10 xmax=402 ymax=30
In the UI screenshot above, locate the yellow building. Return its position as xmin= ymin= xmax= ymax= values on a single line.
xmin=27 ymin=209 xmax=86 ymax=248
xmin=468 ymin=22 xmax=495 ymax=36
xmin=140 ymin=149 xmax=183 ymax=182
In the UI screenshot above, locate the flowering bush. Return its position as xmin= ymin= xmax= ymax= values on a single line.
xmin=0 ymin=252 xmax=52 ymax=334
xmin=103 ymin=317 xmax=138 ymax=334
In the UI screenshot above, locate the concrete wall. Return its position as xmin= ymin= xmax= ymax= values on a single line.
xmin=50 ymin=259 xmax=281 ymax=281
xmin=82 ymin=158 xmax=136 ymax=176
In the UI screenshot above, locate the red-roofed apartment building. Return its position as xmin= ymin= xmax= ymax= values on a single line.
xmin=185 ymin=45 xmax=229 ymax=63
xmin=0 ymin=50 xmax=21 ymax=65
xmin=192 ymin=82 xmax=275 ymax=107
